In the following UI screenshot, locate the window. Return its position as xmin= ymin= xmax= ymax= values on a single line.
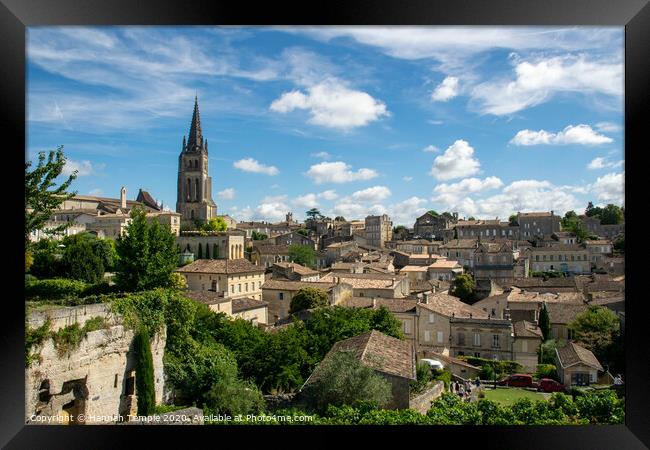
xmin=474 ymin=333 xmax=481 ymax=346
xmin=238 ymin=284 xmax=241 ymax=292
xmin=536 ymin=255 xmax=539 ymax=261
xmin=231 ymin=285 xmax=235 ymax=293
xmin=403 ymin=321 xmax=411 ymax=334
xmin=245 ymin=283 xmax=248 ymax=292
xmin=428 ymin=313 xmax=435 ymax=324
xmin=279 ymin=292 xmax=284 ymax=300
xmin=474 ymin=352 xmax=481 ymax=357
xmin=492 ymin=334 xmax=500 ymax=348
xmin=424 ymin=330 xmax=431 ymax=341
xmin=457 ymin=332 xmax=465 ymax=346
xmin=437 ymin=331 xmax=444 ymax=343
xmin=522 ymin=340 xmax=528 ymax=352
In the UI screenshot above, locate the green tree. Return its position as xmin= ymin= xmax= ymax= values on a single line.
xmin=393 ymin=225 xmax=406 ymax=235
xmin=613 ymin=235 xmax=624 ymax=253
xmin=561 ymin=210 xmax=589 ymax=241
xmin=134 ymin=328 xmax=156 ymax=415
xmin=411 ymin=361 xmax=432 ymax=394
xmin=288 ymin=244 xmax=315 ymax=268
xmin=538 ymin=339 xmax=563 ymax=365
xmin=197 ymin=243 xmax=203 ymax=259
xmin=61 ymin=239 xmax=105 ymax=283
xmin=334 ymin=216 xmax=346 ymax=222
xmin=301 ymin=350 xmax=392 ymax=414
xmin=427 ymin=210 xmax=439 ymax=216
xmin=538 ymin=303 xmax=551 ymax=341
xmin=508 ymin=214 xmax=518 ymax=226
xmin=441 ymin=212 xmax=456 ymax=221
xmin=452 ymin=273 xmax=475 ymax=302
xmin=25 ymin=146 xmax=78 ymax=247
xmin=599 ymin=204 xmax=624 ymax=225
xmin=203 ymin=217 xmax=228 ymax=232
xmin=90 ymin=238 xmax=118 ymax=272
xmin=289 ymin=287 xmax=330 ymax=314
xmin=306 ymin=208 xmax=322 ymax=220
xmin=296 ymin=228 xmax=309 ymax=237
xmin=467 ymin=216 xmax=476 ymax=221
xmin=568 ymin=306 xmax=620 ymax=366
xmin=114 ymin=208 xmax=179 ymax=291
xmin=251 ymin=231 xmax=268 ymax=241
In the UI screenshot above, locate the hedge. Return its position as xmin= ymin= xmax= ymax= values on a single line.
xmin=25 ymin=279 xmax=119 ymax=301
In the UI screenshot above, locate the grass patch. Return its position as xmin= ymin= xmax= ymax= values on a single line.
xmin=482 ymin=388 xmax=546 ymax=406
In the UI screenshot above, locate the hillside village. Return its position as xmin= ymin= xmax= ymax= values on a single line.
xmin=24 ymin=98 xmax=625 ymax=425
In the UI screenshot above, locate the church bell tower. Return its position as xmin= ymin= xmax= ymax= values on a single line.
xmin=176 ymin=96 xmax=217 ymax=224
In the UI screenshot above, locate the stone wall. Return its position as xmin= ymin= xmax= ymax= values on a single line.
xmin=26 ymin=304 xmax=166 ymax=424
xmin=409 ymin=381 xmax=444 ymax=414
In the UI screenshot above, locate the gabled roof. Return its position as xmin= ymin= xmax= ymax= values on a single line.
xmin=513 ymin=320 xmax=543 ymax=339
xmin=176 ymin=259 xmax=264 ymax=275
xmin=272 ymin=262 xmax=319 ymax=276
xmin=232 ymin=297 xmax=269 ymax=313
xmin=307 ymin=330 xmax=415 ymax=383
xmin=183 ymin=289 xmax=230 ymax=305
xmin=417 ymin=293 xmax=488 ymax=319
xmin=556 ymin=342 xmax=603 ymax=371
xmin=261 ymin=279 xmax=337 ymax=291
xmin=341 ymin=297 xmax=418 ymax=313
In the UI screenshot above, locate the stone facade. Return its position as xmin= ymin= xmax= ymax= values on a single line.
xmin=527 ymin=245 xmax=590 ymax=274
xmin=26 ymin=304 xmax=166 ymax=425
xmin=365 ymin=214 xmax=393 ymax=248
xmin=176 ymin=231 xmax=245 ymax=260
xmin=517 ymin=211 xmax=561 ymax=238
xmin=409 ymin=381 xmax=444 ymax=414
xmin=413 ymin=212 xmax=456 ymax=239
xmin=176 ymin=97 xmax=217 ymax=224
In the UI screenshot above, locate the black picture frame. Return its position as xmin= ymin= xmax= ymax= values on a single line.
xmin=3 ymin=0 xmax=648 ymax=448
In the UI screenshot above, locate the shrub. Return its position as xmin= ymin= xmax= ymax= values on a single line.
xmin=289 ymin=287 xmax=329 ymax=315
xmin=535 ymin=364 xmax=558 ymax=381
xmin=204 ymin=379 xmax=265 ymax=416
xmin=25 ymin=318 xmax=52 ymax=367
xmin=410 ymin=361 xmax=432 ymax=395
xmin=61 ymin=240 xmax=105 ymax=283
xmin=431 ymin=368 xmax=452 ymax=389
xmin=134 ymin=328 xmax=156 ymax=416
xmin=25 ymin=278 xmax=88 ymax=300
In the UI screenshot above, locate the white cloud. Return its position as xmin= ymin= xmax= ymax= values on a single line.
xmin=510 ymin=124 xmax=613 ymax=146
xmin=350 ymin=186 xmax=392 ymax=203
xmin=88 ymin=188 xmax=103 ymax=196
xmin=217 ymin=188 xmax=236 ymax=199
xmin=403 ymin=176 xmax=413 ymax=182
xmin=431 ymin=178 xmax=583 ymax=220
xmin=318 ymin=190 xmax=338 ymax=200
xmin=433 ymin=177 xmax=503 ymax=204
xmin=233 ymin=158 xmax=279 ymax=175
xmin=270 ymin=78 xmax=389 ymax=130
xmin=292 ymin=193 xmax=319 ymax=209
xmin=587 ymin=157 xmax=624 ymax=170
xmin=431 ymin=76 xmax=459 ymax=101
xmin=590 ymin=172 xmax=624 ymax=204
xmin=62 ymin=159 xmax=103 ymax=177
xmin=331 ymin=202 xmax=387 ymax=220
xmin=307 ymin=161 xmax=378 ymax=184
xmin=595 ymin=122 xmax=622 ymax=133
xmin=429 ymin=140 xmax=481 ymax=181
xmin=389 ymin=197 xmax=428 ymax=226
xmin=422 ymin=145 xmax=440 ymax=153
xmin=471 ymin=55 xmax=623 ymax=115
xmin=311 ymin=151 xmax=332 ymax=160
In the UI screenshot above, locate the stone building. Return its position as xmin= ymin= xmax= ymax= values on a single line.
xmin=250 ymin=244 xmax=291 ymax=268
xmin=555 ymin=342 xmax=604 ymax=387
xmin=176 ymin=259 xmax=265 ymax=301
xmin=270 ymin=262 xmax=320 ymax=282
xmin=274 ymin=232 xmax=316 ymax=249
xmin=473 ymin=241 xmax=520 ymax=285
xmin=303 ymin=330 xmax=415 ymax=410
xmin=450 ymin=316 xmax=514 ymax=361
xmin=365 ymin=214 xmax=393 ymax=248
xmin=177 ymin=231 xmax=245 ymax=260
xmin=319 ymin=272 xmax=410 ymax=298
xmin=261 ymin=279 xmax=353 ymax=323
xmin=176 ymin=96 xmax=217 ymax=224
xmin=455 ymin=220 xmax=517 ymax=240
xmin=25 ymin=304 xmax=166 ymax=424
xmin=517 ymin=211 xmax=561 ymax=239
xmin=439 ymin=239 xmax=479 ymax=268
xmin=413 ymin=212 xmax=457 ymax=239
xmin=512 ymin=320 xmax=543 ymax=372
xmin=527 ymin=244 xmax=590 ymax=274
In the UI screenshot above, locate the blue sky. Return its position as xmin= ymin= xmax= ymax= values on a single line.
xmin=27 ymin=26 xmax=624 ymax=226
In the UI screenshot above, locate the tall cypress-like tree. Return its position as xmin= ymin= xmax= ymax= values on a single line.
xmin=538 ymin=302 xmax=551 ymax=342
xmin=134 ymin=328 xmax=156 ymax=416
xmin=205 ymin=243 xmax=210 ymax=259
xmin=197 ymin=243 xmax=203 ymax=259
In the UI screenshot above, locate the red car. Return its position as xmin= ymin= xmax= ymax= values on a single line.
xmin=496 ymin=374 xmax=534 ymax=388
xmin=537 ymin=378 xmax=567 ymax=393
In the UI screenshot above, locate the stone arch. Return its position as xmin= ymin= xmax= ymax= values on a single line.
xmin=205 ymin=243 xmax=210 ymax=259
xmin=186 ymin=178 xmax=191 ymax=201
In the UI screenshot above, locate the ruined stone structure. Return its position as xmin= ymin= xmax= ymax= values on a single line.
xmin=25 ymin=304 xmax=166 ymax=425
xmin=176 ymin=96 xmax=217 ymax=225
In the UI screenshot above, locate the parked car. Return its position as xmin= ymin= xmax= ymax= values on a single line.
xmin=537 ymin=378 xmax=567 ymax=393
xmin=420 ymin=358 xmax=445 ymax=371
xmin=496 ymin=374 xmax=534 ymax=388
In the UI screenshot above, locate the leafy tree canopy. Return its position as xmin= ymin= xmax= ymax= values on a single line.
xmin=202 ymin=217 xmax=228 ymax=232
xmin=25 ymin=146 xmax=77 ymax=247
xmin=452 ymin=273 xmax=475 ymax=302
xmin=306 ymin=208 xmax=323 ymax=220
xmin=251 ymin=231 xmax=268 ymax=241
xmin=289 ymin=287 xmax=330 ymax=315
xmin=288 ymin=244 xmax=316 ymax=268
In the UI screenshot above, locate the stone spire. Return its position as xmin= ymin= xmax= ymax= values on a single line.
xmin=186 ymin=95 xmax=203 ymax=153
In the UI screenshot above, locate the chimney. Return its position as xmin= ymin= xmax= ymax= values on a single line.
xmin=423 ymin=292 xmax=431 ymax=304
xmin=120 ymin=186 xmax=127 ymax=209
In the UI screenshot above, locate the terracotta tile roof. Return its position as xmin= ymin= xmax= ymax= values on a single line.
xmin=545 ymin=302 xmax=589 ymax=325
xmin=231 ymin=297 xmax=269 ymax=313
xmin=440 ymin=239 xmax=479 ymax=249
xmin=176 ymin=259 xmax=265 ymax=275
xmin=507 ymin=289 xmax=586 ymax=304
xmin=511 ymin=278 xmax=578 ymax=289
xmin=428 ymin=260 xmax=463 ymax=269
xmin=399 ymin=265 xmax=429 ymax=272
xmin=261 ymin=280 xmax=337 ymax=291
xmin=254 ymin=244 xmax=290 ymax=255
xmin=183 ymin=290 xmax=230 ymax=305
xmin=308 ymin=330 xmax=415 ymax=382
xmin=513 ymin=320 xmax=543 ymax=339
xmin=342 ymin=297 xmax=418 ymax=313
xmin=556 ymin=342 xmax=603 ymax=371
xmin=528 ymin=244 xmax=586 ymax=252
xmin=320 ymin=273 xmax=406 ymax=289
xmin=584 ymin=240 xmax=612 ymax=245
xmin=272 ymin=262 xmax=319 ymax=276
xmin=417 ymin=293 xmax=489 ymax=319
